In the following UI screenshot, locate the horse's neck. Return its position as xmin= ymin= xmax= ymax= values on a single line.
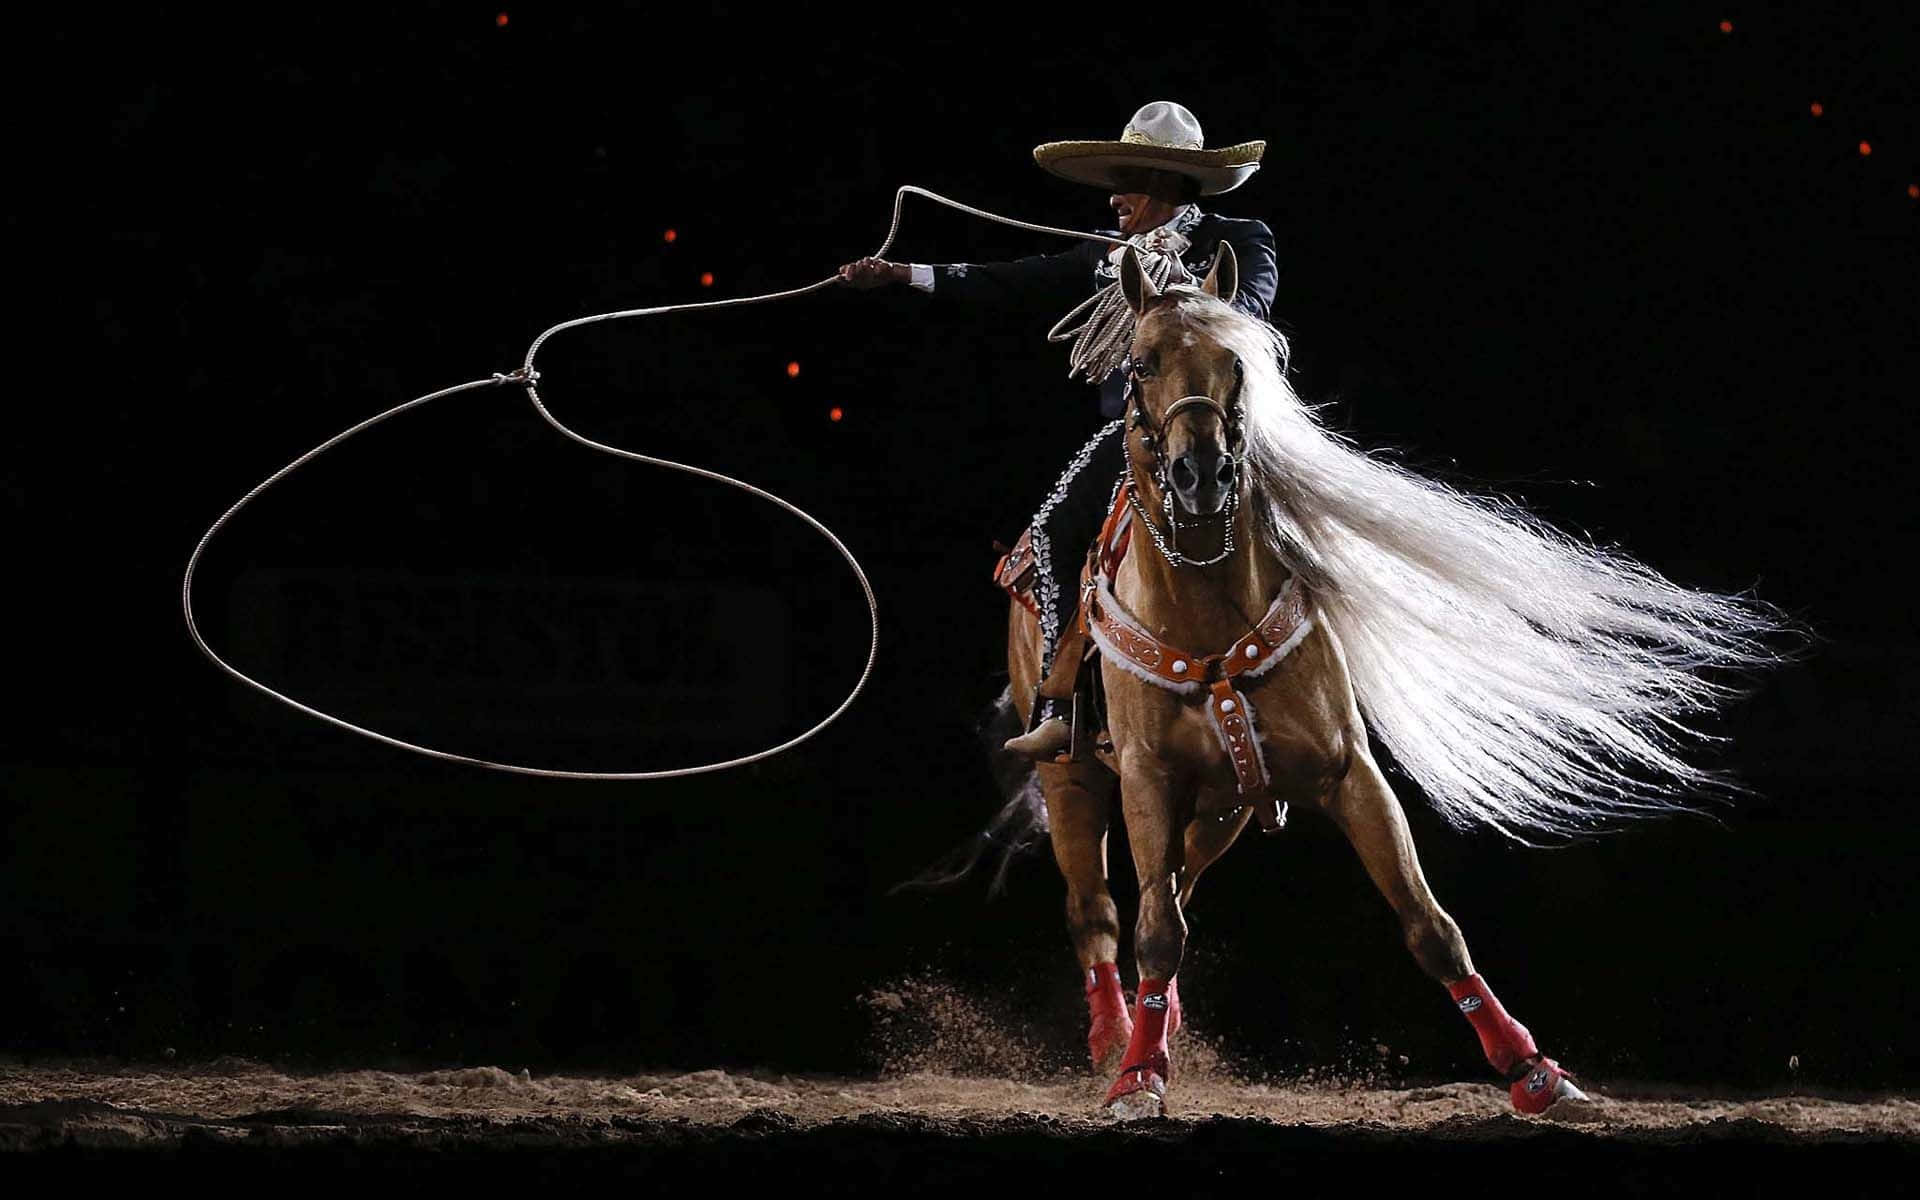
xmin=1117 ymin=491 xmax=1290 ymax=648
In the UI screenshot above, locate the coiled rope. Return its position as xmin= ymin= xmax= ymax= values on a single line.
xmin=1049 ymin=248 xmax=1192 ymax=385
xmin=183 ymin=185 xmax=1141 ymax=780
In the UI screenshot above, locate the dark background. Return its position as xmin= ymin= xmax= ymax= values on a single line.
xmin=7 ymin=4 xmax=1916 ymax=1092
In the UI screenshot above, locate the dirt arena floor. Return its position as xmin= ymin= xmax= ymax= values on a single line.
xmin=5 ymin=1055 xmax=1914 ymax=1191
xmin=3 ymin=978 xmax=1910 ymax=1190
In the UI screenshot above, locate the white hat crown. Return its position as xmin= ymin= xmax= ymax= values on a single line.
xmin=1120 ymin=101 xmax=1206 ymax=151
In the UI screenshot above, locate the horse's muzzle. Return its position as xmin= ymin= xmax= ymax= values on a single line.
xmin=1171 ymin=448 xmax=1235 ymax=516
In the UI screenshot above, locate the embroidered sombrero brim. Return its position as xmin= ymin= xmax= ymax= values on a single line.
xmin=1032 ymin=139 xmax=1265 ymax=196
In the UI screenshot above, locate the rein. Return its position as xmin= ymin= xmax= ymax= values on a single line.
xmin=183 ymin=186 xmax=1140 ymax=781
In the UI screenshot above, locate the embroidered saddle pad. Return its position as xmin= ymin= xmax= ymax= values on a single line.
xmin=992 ymin=479 xmax=1133 ymax=621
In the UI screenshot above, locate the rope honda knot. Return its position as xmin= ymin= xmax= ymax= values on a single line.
xmin=491 ymin=366 xmax=540 ymax=386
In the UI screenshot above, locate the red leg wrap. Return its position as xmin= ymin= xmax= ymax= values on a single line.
xmin=1104 ymin=976 xmax=1175 ymax=1106
xmin=1085 ymin=963 xmax=1132 ymax=1069
xmin=1446 ymin=974 xmax=1538 ymax=1077
xmin=1447 ymin=974 xmax=1581 ymax=1113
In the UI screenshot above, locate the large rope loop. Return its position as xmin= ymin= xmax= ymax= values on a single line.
xmin=183 ymin=186 xmax=1129 ymax=780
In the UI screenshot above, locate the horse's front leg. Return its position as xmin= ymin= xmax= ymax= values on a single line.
xmin=1037 ymin=760 xmax=1130 ymax=1072
xmin=1328 ymin=746 xmax=1589 ymax=1114
xmin=1103 ymin=754 xmax=1186 ymax=1118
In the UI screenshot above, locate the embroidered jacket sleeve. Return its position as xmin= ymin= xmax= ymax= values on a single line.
xmin=905 ymin=242 xmax=1097 ymax=310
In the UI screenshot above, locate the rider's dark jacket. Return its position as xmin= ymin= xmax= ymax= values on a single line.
xmin=921 ymin=208 xmax=1280 ymax=417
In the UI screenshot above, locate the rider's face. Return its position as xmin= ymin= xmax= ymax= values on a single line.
xmin=1111 ymin=190 xmax=1181 ymax=236
xmin=1108 ymin=168 xmax=1189 ymax=235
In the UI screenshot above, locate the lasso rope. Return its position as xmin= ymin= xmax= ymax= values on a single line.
xmin=183 ymin=185 xmax=1141 ymax=780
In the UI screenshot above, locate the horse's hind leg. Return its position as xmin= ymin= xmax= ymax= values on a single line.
xmin=1038 ymin=760 xmax=1130 ymax=1073
xmin=1327 ymin=748 xmax=1588 ymax=1114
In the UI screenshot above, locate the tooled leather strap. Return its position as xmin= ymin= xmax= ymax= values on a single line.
xmin=1084 ymin=570 xmax=1207 ymax=691
xmin=1206 ymin=679 xmax=1269 ymax=796
xmin=1084 ymin=571 xmax=1311 ymax=694
xmin=1221 ymin=577 xmax=1313 ymax=679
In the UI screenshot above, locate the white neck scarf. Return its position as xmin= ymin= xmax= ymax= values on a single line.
xmin=1105 ymin=203 xmax=1205 ymax=279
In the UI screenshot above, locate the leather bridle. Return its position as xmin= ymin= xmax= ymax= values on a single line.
xmin=1122 ymin=353 xmax=1247 ymax=567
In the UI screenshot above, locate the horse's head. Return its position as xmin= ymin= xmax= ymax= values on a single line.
xmin=1118 ymin=243 xmax=1247 ymax=526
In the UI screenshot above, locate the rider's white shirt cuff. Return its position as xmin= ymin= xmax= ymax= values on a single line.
xmin=908 ymin=263 xmax=934 ymax=292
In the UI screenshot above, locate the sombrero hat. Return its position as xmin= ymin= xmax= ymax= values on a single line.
xmin=1033 ymin=101 xmax=1264 ymax=197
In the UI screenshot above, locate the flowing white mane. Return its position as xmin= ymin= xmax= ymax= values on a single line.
xmin=1156 ymin=288 xmax=1792 ymax=841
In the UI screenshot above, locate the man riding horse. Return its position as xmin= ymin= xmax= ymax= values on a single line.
xmin=840 ymin=100 xmax=1277 ymax=759
xmin=842 ymin=100 xmax=1789 ymax=1122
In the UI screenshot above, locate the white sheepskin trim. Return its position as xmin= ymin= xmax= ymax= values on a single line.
xmin=1088 ymin=615 xmax=1203 ymax=696
xmin=1241 ymin=611 xmax=1315 ymax=680
xmin=1236 ymin=689 xmax=1274 ymax=768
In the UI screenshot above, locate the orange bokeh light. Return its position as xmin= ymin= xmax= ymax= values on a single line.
xmin=1718 ymin=19 xmax=1732 ymax=33
xmin=1909 ymin=184 xmax=1919 ymax=200
xmin=700 ymin=272 xmax=714 ymax=287
xmin=1810 ymin=102 xmax=1824 ymax=117
xmin=496 ymin=12 xmax=508 ymax=27
xmin=829 ymin=407 xmax=844 ymax=422
xmin=786 ymin=361 xmax=801 ymax=378
xmin=1859 ymin=141 xmax=1872 ymax=157
xmin=664 ymin=229 xmax=677 ymax=243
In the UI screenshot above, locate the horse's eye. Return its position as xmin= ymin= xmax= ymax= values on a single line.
xmin=1134 ymin=356 xmax=1155 ymax=379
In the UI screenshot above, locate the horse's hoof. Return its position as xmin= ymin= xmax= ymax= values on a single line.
xmin=1103 ymin=1066 xmax=1167 ymax=1120
xmin=1511 ymin=1056 xmax=1586 ymax=1116
xmin=1106 ymin=1087 xmax=1164 ymax=1121
xmin=1540 ymin=1078 xmax=1604 ymax=1124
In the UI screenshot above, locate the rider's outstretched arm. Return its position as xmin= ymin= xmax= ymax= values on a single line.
xmin=911 ymin=241 xmax=1097 ymax=310
xmin=840 ymin=241 xmax=1098 ymax=313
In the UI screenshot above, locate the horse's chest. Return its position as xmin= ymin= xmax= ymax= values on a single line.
xmin=1103 ymin=625 xmax=1350 ymax=802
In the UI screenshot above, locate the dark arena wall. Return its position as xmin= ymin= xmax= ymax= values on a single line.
xmin=6 ymin=2 xmax=1918 ymax=1188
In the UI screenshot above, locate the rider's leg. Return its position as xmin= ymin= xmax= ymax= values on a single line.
xmin=1005 ymin=419 xmax=1127 ymax=757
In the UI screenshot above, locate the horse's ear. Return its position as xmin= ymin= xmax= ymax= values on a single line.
xmin=1201 ymin=241 xmax=1238 ymax=303
xmin=1120 ymin=246 xmax=1158 ymax=315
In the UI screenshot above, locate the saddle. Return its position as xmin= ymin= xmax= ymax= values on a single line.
xmin=992 ymin=483 xmax=1312 ymax=834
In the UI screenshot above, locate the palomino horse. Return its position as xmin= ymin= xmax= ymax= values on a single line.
xmin=1005 ymin=243 xmax=1611 ymax=1119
